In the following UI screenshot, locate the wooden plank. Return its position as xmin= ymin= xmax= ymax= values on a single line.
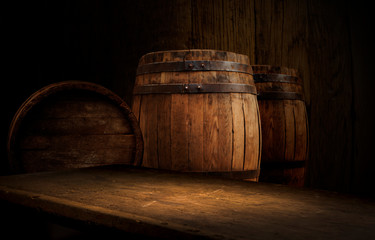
xmin=242 ymin=94 xmax=260 ymax=170
xmin=188 ymin=93 xmax=204 ymax=172
xmin=139 ymin=95 xmax=150 ymax=168
xmin=1 ymin=166 xmax=375 ymax=240
xmin=217 ymin=93 xmax=232 ymax=171
xmin=157 ymin=94 xmax=172 ymax=170
xmin=231 ymin=93 xmax=245 ymax=171
xmin=171 ymin=94 xmax=189 ymax=171
xmin=148 ymin=94 xmax=159 ymax=169
xmin=18 ymin=91 xmax=133 ymax=136
xmin=283 ymin=100 xmax=296 ymax=162
xmin=22 ymin=117 xmax=132 ymax=135
xmin=306 ymin=0 xmax=353 ymax=191
xmin=203 ymin=94 xmax=218 ymax=171
xmin=258 ymin=100 xmax=286 ymax=163
xmin=132 ymin=75 xmax=144 ymax=121
xmin=131 ymin=95 xmax=141 ymax=121
xmin=294 ymin=100 xmax=308 ymax=161
xmin=143 ymin=95 xmax=158 ymax=169
xmin=34 ymin=98 xmax=126 ymax=119
xmin=256 ymin=98 xmax=262 ymax=169
xmin=20 ymin=151 xmax=134 ymax=173
xmin=20 ymin=134 xmax=135 ymax=150
xmin=19 ymin=134 xmax=137 ymax=173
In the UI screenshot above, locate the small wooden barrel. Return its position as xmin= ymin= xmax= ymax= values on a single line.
xmin=252 ymin=65 xmax=309 ymax=186
xmin=132 ymin=49 xmax=261 ymax=180
xmin=7 ymin=81 xmax=143 ymax=173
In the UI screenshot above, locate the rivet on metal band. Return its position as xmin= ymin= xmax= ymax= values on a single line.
xmin=136 ymin=60 xmax=252 ymax=75
xmin=133 ymin=83 xmax=257 ymax=95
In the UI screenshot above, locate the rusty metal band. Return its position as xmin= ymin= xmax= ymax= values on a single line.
xmin=257 ymin=92 xmax=304 ymax=101
xmin=261 ymin=160 xmax=306 ymax=169
xmin=253 ymin=73 xmax=301 ymax=85
xmin=194 ymin=169 xmax=260 ymax=180
xmin=133 ymin=83 xmax=257 ymax=95
xmin=136 ymin=60 xmax=252 ymax=75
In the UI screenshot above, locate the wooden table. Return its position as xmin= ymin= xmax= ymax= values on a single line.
xmin=0 ymin=165 xmax=374 ymax=240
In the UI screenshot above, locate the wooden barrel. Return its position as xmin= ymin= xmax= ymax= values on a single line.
xmin=132 ymin=49 xmax=261 ymax=180
xmin=252 ymin=65 xmax=309 ymax=186
xmin=7 ymin=81 xmax=143 ymax=173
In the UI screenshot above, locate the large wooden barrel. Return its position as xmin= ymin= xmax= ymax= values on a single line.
xmin=7 ymin=81 xmax=143 ymax=173
xmin=132 ymin=49 xmax=261 ymax=180
xmin=252 ymin=65 xmax=309 ymax=186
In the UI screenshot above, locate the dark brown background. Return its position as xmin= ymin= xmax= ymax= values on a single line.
xmin=2 ymin=0 xmax=374 ymax=196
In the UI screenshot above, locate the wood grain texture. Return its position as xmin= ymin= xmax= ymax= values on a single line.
xmin=171 ymin=94 xmax=189 ymax=171
xmin=139 ymin=95 xmax=151 ymax=168
xmin=306 ymin=0 xmax=354 ymax=191
xmin=7 ymin=81 xmax=143 ymax=173
xmin=133 ymin=50 xmax=261 ymax=178
xmin=157 ymin=94 xmax=172 ymax=170
xmin=188 ymin=93 xmax=204 ymax=171
xmin=231 ymin=94 xmax=245 ymax=171
xmin=190 ymin=0 xmax=256 ymax=61
xmin=253 ymin=0 xmax=310 ymax=105
xmin=203 ymin=94 xmax=219 ymax=171
xmin=1 ymin=166 xmax=375 ymax=240
xmin=217 ymin=94 xmax=233 ymax=171
xmin=243 ymin=94 xmax=261 ymax=171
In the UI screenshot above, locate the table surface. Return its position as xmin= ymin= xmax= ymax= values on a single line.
xmin=0 ymin=165 xmax=374 ymax=240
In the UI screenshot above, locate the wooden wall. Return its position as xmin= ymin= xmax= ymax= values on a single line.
xmin=2 ymin=0 xmax=374 ymax=196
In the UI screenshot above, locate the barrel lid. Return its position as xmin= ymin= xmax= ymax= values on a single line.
xmin=7 ymin=81 xmax=143 ymax=173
